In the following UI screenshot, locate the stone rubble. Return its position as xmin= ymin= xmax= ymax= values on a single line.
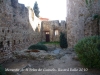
xmin=13 ymin=48 xmax=73 ymax=60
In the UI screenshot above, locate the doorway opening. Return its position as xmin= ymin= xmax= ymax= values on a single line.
xmin=45 ymin=31 xmax=50 ymax=42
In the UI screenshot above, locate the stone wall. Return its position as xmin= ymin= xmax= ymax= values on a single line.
xmin=0 ymin=0 xmax=41 ymax=63
xmin=41 ymin=20 xmax=67 ymax=42
xmin=60 ymin=20 xmax=67 ymax=34
xmin=66 ymin=0 xmax=100 ymax=47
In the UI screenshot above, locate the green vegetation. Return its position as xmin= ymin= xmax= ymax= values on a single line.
xmin=60 ymin=32 xmax=68 ymax=49
xmin=38 ymin=41 xmax=60 ymax=45
xmin=85 ymin=0 xmax=93 ymax=5
xmin=85 ymin=0 xmax=89 ymax=5
xmin=74 ymin=36 xmax=100 ymax=69
xmin=33 ymin=1 xmax=40 ymax=17
xmin=28 ymin=44 xmax=47 ymax=51
xmin=0 ymin=65 xmax=6 ymax=75
xmin=85 ymin=0 xmax=94 ymax=13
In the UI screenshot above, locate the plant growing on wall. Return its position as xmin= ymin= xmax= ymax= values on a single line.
xmin=33 ymin=1 xmax=40 ymax=18
xmin=85 ymin=0 xmax=99 ymax=4
xmin=60 ymin=32 xmax=68 ymax=49
xmin=85 ymin=0 xmax=94 ymax=13
xmin=85 ymin=0 xmax=94 ymax=5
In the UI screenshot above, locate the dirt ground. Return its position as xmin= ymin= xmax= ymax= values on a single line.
xmin=3 ymin=50 xmax=100 ymax=75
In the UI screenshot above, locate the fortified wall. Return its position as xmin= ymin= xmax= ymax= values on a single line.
xmin=66 ymin=0 xmax=100 ymax=47
xmin=0 ymin=0 xmax=41 ymax=62
xmin=41 ymin=20 xmax=66 ymax=42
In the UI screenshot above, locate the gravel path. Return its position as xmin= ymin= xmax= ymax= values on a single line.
xmin=3 ymin=50 xmax=100 ymax=75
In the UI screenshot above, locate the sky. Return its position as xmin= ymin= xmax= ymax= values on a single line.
xmin=18 ymin=0 xmax=67 ymax=21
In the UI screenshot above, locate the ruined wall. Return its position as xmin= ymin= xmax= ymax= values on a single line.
xmin=0 ymin=0 xmax=14 ymax=62
xmin=60 ymin=20 xmax=67 ymax=34
xmin=0 ymin=0 xmax=41 ymax=63
xmin=66 ymin=0 xmax=100 ymax=47
xmin=41 ymin=20 xmax=66 ymax=42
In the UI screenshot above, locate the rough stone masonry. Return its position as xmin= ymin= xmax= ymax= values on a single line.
xmin=0 ymin=0 xmax=42 ymax=63
xmin=0 ymin=0 xmax=67 ymax=63
xmin=66 ymin=0 xmax=100 ymax=47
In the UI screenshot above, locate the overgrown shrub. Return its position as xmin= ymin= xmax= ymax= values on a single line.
xmin=74 ymin=36 xmax=100 ymax=69
xmin=0 ymin=65 xmax=6 ymax=75
xmin=60 ymin=32 xmax=68 ymax=49
xmin=28 ymin=44 xmax=47 ymax=51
